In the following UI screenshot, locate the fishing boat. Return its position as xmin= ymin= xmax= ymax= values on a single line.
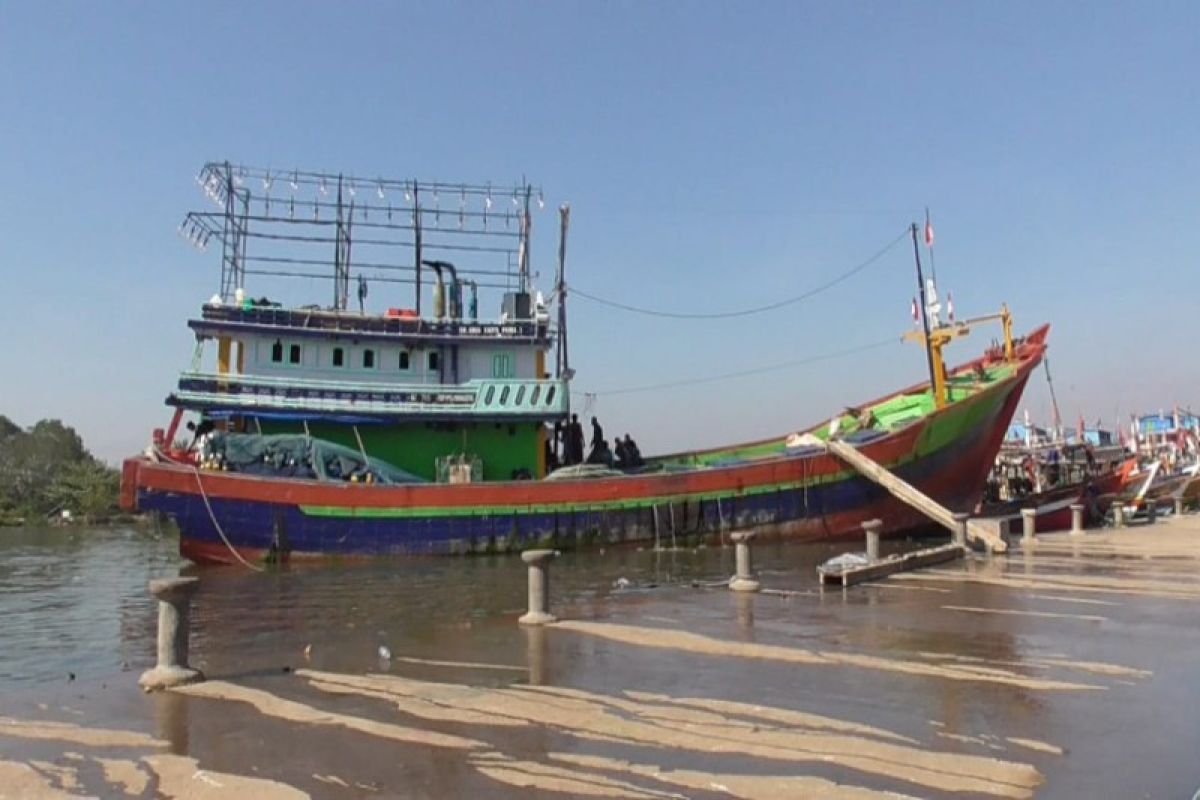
xmin=120 ymin=163 xmax=1049 ymax=564
xmin=981 ymin=418 xmax=1134 ymax=531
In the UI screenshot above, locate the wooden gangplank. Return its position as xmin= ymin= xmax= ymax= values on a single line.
xmin=818 ymin=542 xmax=965 ymax=587
xmin=824 ymin=438 xmax=1007 ymax=553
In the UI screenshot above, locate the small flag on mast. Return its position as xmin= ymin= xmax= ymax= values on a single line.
xmin=924 ymin=211 xmax=935 ymax=247
xmin=911 ymin=297 xmax=919 ymax=325
xmin=946 ymin=291 xmax=955 ymax=322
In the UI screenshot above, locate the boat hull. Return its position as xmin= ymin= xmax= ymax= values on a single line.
xmin=980 ymin=461 xmax=1131 ymax=532
xmin=124 ymin=339 xmax=1043 ymax=564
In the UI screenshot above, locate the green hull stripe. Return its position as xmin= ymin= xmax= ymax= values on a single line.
xmin=298 ymin=369 xmax=1016 ymax=520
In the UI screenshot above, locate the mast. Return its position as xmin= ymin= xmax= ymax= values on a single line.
xmin=1043 ymin=356 xmax=1064 ymax=443
xmin=910 ymin=223 xmax=938 ymax=399
xmin=413 ymin=181 xmax=422 ymax=316
xmin=519 ymin=185 xmax=533 ymax=294
xmin=555 ymin=204 xmax=571 ymax=380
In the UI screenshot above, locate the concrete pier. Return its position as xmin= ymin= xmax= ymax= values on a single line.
xmin=138 ymin=577 xmax=203 ymax=692
xmin=1021 ymin=508 xmax=1037 ymax=543
xmin=518 ymin=549 xmax=558 ymax=626
xmin=1070 ymin=503 xmax=1085 ymax=536
xmin=951 ymin=512 xmax=969 ymax=547
xmin=728 ymin=531 xmax=760 ymax=592
xmin=862 ymin=518 xmax=882 ymax=562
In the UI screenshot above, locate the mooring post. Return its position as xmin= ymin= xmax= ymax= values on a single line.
xmin=1021 ymin=508 xmax=1037 ymax=544
xmin=139 ymin=577 xmax=203 ymax=692
xmin=862 ymin=518 xmax=883 ymax=562
xmin=1070 ymin=503 xmax=1085 ymax=536
xmin=950 ymin=512 xmax=969 ymax=547
xmin=519 ymin=549 xmax=559 ymax=625
xmin=1113 ymin=503 xmax=1126 ymax=527
xmin=729 ymin=531 xmax=760 ymax=592
xmin=1175 ymin=496 xmax=1185 ymax=516
xmin=1147 ymin=500 xmax=1158 ymax=524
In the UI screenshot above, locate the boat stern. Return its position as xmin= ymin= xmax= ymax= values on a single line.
xmin=119 ymin=457 xmax=142 ymax=512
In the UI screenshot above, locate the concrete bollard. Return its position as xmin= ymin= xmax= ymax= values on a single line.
xmin=1147 ymin=500 xmax=1157 ymax=524
xmin=1113 ymin=503 xmax=1126 ymax=527
xmin=139 ymin=577 xmax=204 ymax=692
xmin=950 ymin=512 xmax=969 ymax=547
xmin=519 ymin=549 xmax=559 ymax=625
xmin=728 ymin=531 xmax=760 ymax=592
xmin=862 ymin=518 xmax=882 ymax=562
xmin=1175 ymin=496 xmax=1185 ymax=517
xmin=1070 ymin=503 xmax=1085 ymax=536
xmin=1021 ymin=508 xmax=1037 ymax=543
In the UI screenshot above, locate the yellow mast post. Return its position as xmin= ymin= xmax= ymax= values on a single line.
xmin=904 ymin=305 xmax=1017 ymax=409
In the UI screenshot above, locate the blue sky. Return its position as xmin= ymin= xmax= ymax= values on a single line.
xmin=2 ymin=2 xmax=1198 ymax=463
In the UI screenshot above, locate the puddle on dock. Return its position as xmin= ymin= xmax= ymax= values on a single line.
xmin=1 ymin=522 xmax=1199 ymax=797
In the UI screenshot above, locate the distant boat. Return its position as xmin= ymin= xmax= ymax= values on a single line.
xmin=982 ymin=425 xmax=1135 ymax=531
xmin=120 ymin=162 xmax=1049 ymax=564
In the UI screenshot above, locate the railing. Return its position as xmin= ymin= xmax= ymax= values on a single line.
xmin=197 ymin=304 xmax=551 ymax=342
xmin=172 ymin=371 xmax=568 ymax=418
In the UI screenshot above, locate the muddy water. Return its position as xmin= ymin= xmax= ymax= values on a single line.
xmin=2 ymin=523 xmax=1200 ymax=798
xmin=0 ymin=524 xmax=894 ymax=691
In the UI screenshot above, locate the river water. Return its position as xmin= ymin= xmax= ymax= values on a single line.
xmin=0 ymin=523 xmax=860 ymax=692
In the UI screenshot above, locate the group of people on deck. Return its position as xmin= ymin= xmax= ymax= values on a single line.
xmin=547 ymin=415 xmax=643 ymax=472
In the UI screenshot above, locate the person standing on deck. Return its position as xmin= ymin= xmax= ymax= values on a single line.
xmin=566 ymin=414 xmax=585 ymax=466
xmin=591 ymin=417 xmax=604 ymax=453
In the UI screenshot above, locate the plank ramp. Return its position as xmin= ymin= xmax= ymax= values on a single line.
xmin=819 ymin=542 xmax=966 ymax=587
xmin=824 ymin=437 xmax=1007 ymax=553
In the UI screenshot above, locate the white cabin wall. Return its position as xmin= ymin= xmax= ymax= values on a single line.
xmin=235 ymin=334 xmax=549 ymax=385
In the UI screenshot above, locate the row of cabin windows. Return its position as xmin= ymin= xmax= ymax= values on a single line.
xmin=269 ymin=341 xmax=439 ymax=372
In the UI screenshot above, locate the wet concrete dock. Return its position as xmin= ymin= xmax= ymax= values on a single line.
xmin=2 ymin=517 xmax=1200 ymax=798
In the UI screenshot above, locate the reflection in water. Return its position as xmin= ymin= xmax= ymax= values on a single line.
xmin=734 ymin=591 xmax=755 ymax=636
xmin=153 ymin=690 xmax=190 ymax=754
xmin=524 ymin=626 xmax=547 ymax=686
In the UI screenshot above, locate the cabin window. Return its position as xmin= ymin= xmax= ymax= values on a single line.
xmin=332 ymin=347 xmax=345 ymax=367
xmin=545 ymin=386 xmax=556 ymax=405
xmin=398 ymin=350 xmax=411 ymax=370
xmin=271 ymin=340 xmax=283 ymax=363
xmin=362 ymin=349 xmax=376 ymax=369
xmin=428 ymin=351 xmax=440 ymax=372
xmin=530 ymin=386 xmax=541 ymax=405
xmin=515 ymin=385 xmax=526 ymax=406
xmin=484 ymin=386 xmax=496 ymax=404
xmin=499 ymin=386 xmax=510 ymax=406
xmin=492 ymin=353 xmax=514 ymax=379
xmin=288 ymin=344 xmax=301 ymax=365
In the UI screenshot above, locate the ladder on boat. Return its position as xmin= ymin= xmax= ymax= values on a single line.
xmin=824 ymin=438 xmax=1007 ymax=553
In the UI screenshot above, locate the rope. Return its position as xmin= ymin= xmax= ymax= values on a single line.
xmin=576 ymin=336 xmax=900 ymax=397
xmin=570 ymin=228 xmax=909 ymax=320
xmin=192 ymin=466 xmax=265 ymax=572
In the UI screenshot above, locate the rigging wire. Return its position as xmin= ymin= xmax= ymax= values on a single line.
xmin=576 ymin=336 xmax=901 ymax=397
xmin=570 ymin=228 xmax=911 ymax=320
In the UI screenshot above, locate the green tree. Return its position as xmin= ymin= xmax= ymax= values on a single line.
xmin=0 ymin=417 xmax=120 ymax=521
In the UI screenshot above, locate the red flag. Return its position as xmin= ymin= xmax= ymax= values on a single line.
xmin=924 ymin=218 xmax=934 ymax=247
